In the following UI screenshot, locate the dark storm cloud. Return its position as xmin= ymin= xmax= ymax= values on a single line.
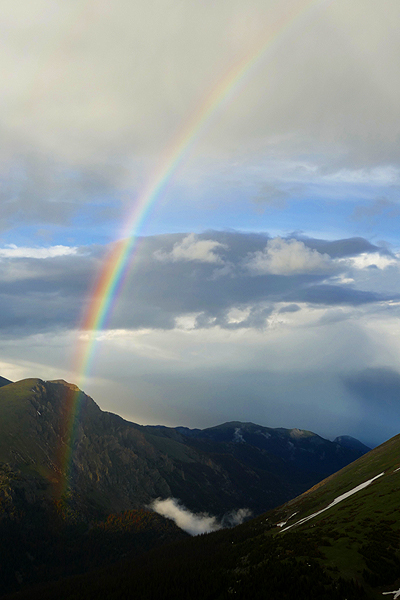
xmin=0 ymin=232 xmax=393 ymax=335
xmin=288 ymin=285 xmax=388 ymax=306
xmin=344 ymin=368 xmax=400 ymax=429
xmin=278 ymin=304 xmax=301 ymax=313
xmin=298 ymin=237 xmax=382 ymax=258
xmin=345 ymin=368 xmax=400 ymax=408
xmin=0 ymin=248 xmax=102 ymax=334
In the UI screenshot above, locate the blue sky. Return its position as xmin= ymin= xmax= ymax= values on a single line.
xmin=1 ymin=0 xmax=400 ymax=447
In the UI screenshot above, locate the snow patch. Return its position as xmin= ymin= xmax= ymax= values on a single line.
xmin=233 ymin=427 xmax=245 ymax=443
xmin=383 ymin=589 xmax=400 ymax=599
xmin=281 ymin=473 xmax=385 ymax=533
xmin=275 ymin=512 xmax=298 ymax=528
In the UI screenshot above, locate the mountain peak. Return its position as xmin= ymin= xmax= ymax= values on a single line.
xmin=334 ymin=435 xmax=371 ymax=453
xmin=48 ymin=379 xmax=81 ymax=392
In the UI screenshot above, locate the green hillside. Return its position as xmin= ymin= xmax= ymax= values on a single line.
xmin=0 ymin=377 xmax=368 ymax=518
xmin=7 ymin=431 xmax=400 ymax=599
xmin=0 ymin=376 xmax=380 ymax=599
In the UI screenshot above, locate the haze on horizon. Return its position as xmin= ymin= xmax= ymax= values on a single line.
xmin=1 ymin=0 xmax=400 ymax=448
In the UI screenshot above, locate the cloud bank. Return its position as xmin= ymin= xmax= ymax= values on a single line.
xmin=1 ymin=231 xmax=399 ymax=446
xmin=0 ymin=232 xmax=395 ymax=335
xmin=1 ymin=0 xmax=400 ymax=247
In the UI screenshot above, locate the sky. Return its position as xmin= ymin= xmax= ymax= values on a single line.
xmin=1 ymin=0 xmax=400 ymax=447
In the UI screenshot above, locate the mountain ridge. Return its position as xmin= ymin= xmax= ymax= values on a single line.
xmin=12 ymin=428 xmax=400 ymax=600
xmin=0 ymin=375 xmax=384 ymax=599
xmin=0 ymin=376 xmax=370 ymax=517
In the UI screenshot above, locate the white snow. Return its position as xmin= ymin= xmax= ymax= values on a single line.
xmin=383 ymin=588 xmax=400 ymax=599
xmin=233 ymin=428 xmax=245 ymax=443
xmin=276 ymin=512 xmax=298 ymax=528
xmin=280 ymin=472 xmax=385 ymax=532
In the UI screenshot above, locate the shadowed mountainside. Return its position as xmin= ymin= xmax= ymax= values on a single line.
xmin=0 ymin=376 xmax=371 ymax=598
xmin=9 ymin=430 xmax=400 ymax=600
xmin=0 ymin=377 xmax=369 ymax=518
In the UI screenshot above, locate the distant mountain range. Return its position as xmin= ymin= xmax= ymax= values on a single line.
xmin=0 ymin=377 xmax=369 ymax=517
xmin=0 ymin=376 xmax=372 ymax=597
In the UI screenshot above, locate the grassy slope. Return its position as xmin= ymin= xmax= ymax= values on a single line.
xmin=258 ymin=433 xmax=400 ymax=597
xmin=7 ymin=433 xmax=400 ymax=600
xmin=0 ymin=379 xmax=52 ymax=475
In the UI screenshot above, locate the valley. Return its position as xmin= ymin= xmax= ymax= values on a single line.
xmin=2 ymin=375 xmax=398 ymax=599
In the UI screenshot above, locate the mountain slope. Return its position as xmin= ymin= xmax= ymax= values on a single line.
xmin=0 ymin=376 xmax=373 ymax=598
xmin=11 ymin=431 xmax=400 ymax=600
xmin=334 ymin=434 xmax=371 ymax=454
xmin=0 ymin=377 xmax=369 ymax=518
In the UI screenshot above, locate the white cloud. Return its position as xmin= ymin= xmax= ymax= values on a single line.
xmin=341 ymin=252 xmax=398 ymax=270
xmin=0 ymin=244 xmax=78 ymax=259
xmin=244 ymin=238 xmax=332 ymax=275
xmin=154 ymin=233 xmax=227 ymax=264
xmin=226 ymin=307 xmax=251 ymax=324
xmin=323 ymin=166 xmax=400 ymax=185
xmin=150 ymin=498 xmax=221 ymax=535
xmin=150 ymin=497 xmax=251 ymax=535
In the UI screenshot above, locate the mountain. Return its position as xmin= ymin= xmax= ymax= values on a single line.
xmin=0 ymin=376 xmax=12 ymax=388
xmin=334 ymin=434 xmax=371 ymax=454
xmin=0 ymin=376 xmax=371 ymax=597
xmin=0 ymin=377 xmax=369 ymax=518
xmin=12 ymin=431 xmax=400 ymax=600
xmin=170 ymin=421 xmax=371 ymax=478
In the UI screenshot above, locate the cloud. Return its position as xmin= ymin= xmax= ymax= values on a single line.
xmin=221 ymin=508 xmax=252 ymax=527
xmin=324 ymin=167 xmax=400 ymax=185
xmin=302 ymin=238 xmax=380 ymax=259
xmin=244 ymin=238 xmax=333 ymax=275
xmin=341 ymin=252 xmax=399 ymax=270
xmin=278 ymin=303 xmax=301 ymax=313
xmin=3 ymin=283 xmax=400 ymax=446
xmin=289 ymin=284 xmax=385 ymax=306
xmin=253 ymin=184 xmax=289 ymax=210
xmin=150 ymin=497 xmax=251 ymax=535
xmin=352 ymin=197 xmax=400 ymax=222
xmin=0 ymin=0 xmax=399 ymax=214
xmin=0 ymin=232 xmax=393 ymax=336
xmin=0 ymin=245 xmax=78 ymax=259
xmin=0 ymin=154 xmax=123 ymax=233
xmin=154 ymin=233 xmax=227 ymax=264
xmin=344 ymin=368 xmax=400 ymax=423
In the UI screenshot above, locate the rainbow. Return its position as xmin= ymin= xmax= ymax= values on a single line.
xmin=58 ymin=0 xmax=334 ymax=497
